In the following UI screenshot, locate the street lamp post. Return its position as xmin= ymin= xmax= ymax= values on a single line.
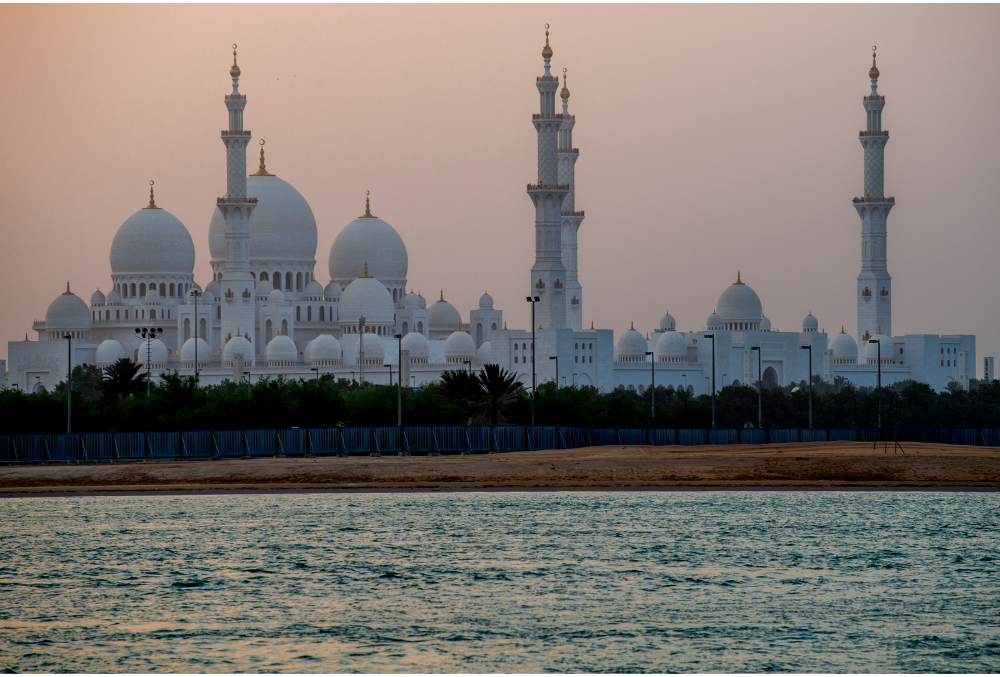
xmin=463 ymin=359 xmax=471 ymax=374
xmin=549 ymin=356 xmax=558 ymax=389
xmin=395 ymin=333 xmax=403 ymax=428
xmin=135 ymin=327 xmax=164 ymax=397
xmin=800 ymin=344 xmax=813 ymax=428
xmin=870 ymin=339 xmax=881 ymax=427
xmin=704 ymin=333 xmax=716 ymax=428
xmin=63 ymin=333 xmax=72 ymax=433
xmin=751 ymin=345 xmax=761 ymax=428
xmin=645 ymin=351 xmax=655 ymax=419
xmin=190 ymin=289 xmax=202 ymax=382
xmin=525 ymin=296 xmax=539 ymax=426
xmin=357 ymin=316 xmax=366 ymax=384
xmin=310 ymin=367 xmax=319 ymax=383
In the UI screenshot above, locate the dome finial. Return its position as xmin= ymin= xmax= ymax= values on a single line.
xmin=734 ymin=270 xmax=744 ymax=285
xmin=144 ymin=180 xmax=158 ymax=209
xmin=230 ymin=44 xmax=241 ymax=78
xmin=236 ymin=327 xmax=241 ymax=337
xmin=590 ymin=320 xmax=594 ymax=330
xmin=64 ymin=281 xmax=71 ymax=295
xmin=841 ymin=325 xmax=846 ymax=334
xmin=360 ymin=260 xmax=372 ymax=278
xmin=869 ymin=45 xmax=879 ymax=79
xmin=561 ymin=68 xmax=570 ymax=99
xmin=361 ymin=190 xmax=373 ymax=218
xmin=440 ymin=290 xmax=444 ymax=302
xmin=251 ymin=139 xmax=273 ymax=176
xmin=542 ymin=23 xmax=553 ymax=59
xmin=630 ymin=320 xmax=634 ymax=331
xmin=25 ymin=333 xmax=29 ymax=341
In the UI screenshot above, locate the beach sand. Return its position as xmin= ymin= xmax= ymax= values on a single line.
xmin=1 ymin=442 xmax=999 ymax=495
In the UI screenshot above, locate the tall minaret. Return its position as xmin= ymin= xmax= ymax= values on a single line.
xmin=854 ymin=47 xmax=893 ymax=347
xmin=558 ymin=69 xmax=584 ymax=330
xmin=528 ymin=25 xmax=568 ymax=330
xmin=217 ymin=45 xmax=258 ymax=354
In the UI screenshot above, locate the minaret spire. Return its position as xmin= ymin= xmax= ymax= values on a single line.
xmin=528 ymin=24 xmax=568 ymax=330
xmin=854 ymin=46 xmax=893 ymax=347
xmin=557 ymin=66 xmax=584 ymax=330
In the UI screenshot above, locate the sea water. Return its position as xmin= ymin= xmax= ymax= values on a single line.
xmin=1 ymin=491 xmax=998 ymax=673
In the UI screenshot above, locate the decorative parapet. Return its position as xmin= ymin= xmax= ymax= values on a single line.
xmin=863 ymin=95 xmax=885 ymax=101
xmin=859 ymin=130 xmax=889 ymax=137
xmin=561 ymin=210 xmax=585 ymax=217
xmin=558 ymin=147 xmax=580 ymax=153
xmin=553 ymin=280 xmax=564 ymax=289
xmin=535 ymin=280 xmax=546 ymax=290
xmin=224 ymin=288 xmax=234 ymax=299
xmin=242 ymin=289 xmax=252 ymax=299
xmin=536 ymin=76 xmax=558 ymax=82
xmin=532 ymin=113 xmax=574 ymax=120
xmin=225 ymin=94 xmax=247 ymax=100
xmin=852 ymin=196 xmax=895 ymax=203
xmin=221 ymin=130 xmax=251 ymax=136
xmin=527 ymin=183 xmax=569 ymax=191
xmin=570 ymin=297 xmax=579 ymax=305
xmin=216 ymin=197 xmax=259 ymax=204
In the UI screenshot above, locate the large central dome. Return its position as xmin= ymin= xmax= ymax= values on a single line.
xmin=111 ymin=206 xmax=195 ymax=275
xmin=328 ymin=213 xmax=408 ymax=288
xmin=716 ymin=272 xmax=762 ymax=322
xmin=209 ymin=174 xmax=318 ymax=266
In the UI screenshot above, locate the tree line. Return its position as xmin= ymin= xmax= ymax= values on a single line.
xmin=1 ymin=358 xmax=998 ymax=435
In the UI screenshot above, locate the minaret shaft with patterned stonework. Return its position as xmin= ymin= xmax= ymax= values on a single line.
xmin=217 ymin=46 xmax=258 ymax=355
xmin=854 ymin=48 xmax=893 ymax=347
xmin=527 ymin=27 xmax=568 ymax=331
xmin=558 ymin=69 xmax=584 ymax=330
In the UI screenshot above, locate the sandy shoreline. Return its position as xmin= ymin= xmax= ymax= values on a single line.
xmin=2 ymin=441 xmax=999 ymax=496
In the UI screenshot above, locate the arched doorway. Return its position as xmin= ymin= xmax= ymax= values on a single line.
xmin=762 ymin=366 xmax=778 ymax=386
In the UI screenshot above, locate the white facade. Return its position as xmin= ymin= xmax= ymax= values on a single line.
xmin=4 ymin=40 xmax=985 ymax=396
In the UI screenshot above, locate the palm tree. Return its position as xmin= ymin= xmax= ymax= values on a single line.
xmin=101 ymin=357 xmax=147 ymax=401
xmin=439 ymin=369 xmax=481 ymax=403
xmin=474 ymin=364 xmax=526 ymax=425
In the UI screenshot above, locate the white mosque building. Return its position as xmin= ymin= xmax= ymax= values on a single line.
xmin=4 ymin=39 xmax=982 ymax=397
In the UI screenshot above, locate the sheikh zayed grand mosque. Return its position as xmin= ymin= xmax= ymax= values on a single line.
xmin=4 ymin=34 xmax=984 ymax=396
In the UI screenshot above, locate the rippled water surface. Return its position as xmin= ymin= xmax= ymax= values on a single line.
xmin=2 ymin=492 xmax=999 ymax=673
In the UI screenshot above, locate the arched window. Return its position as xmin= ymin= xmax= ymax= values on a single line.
xmin=130 ymin=283 xmax=136 ymax=296
xmin=476 ymin=323 xmax=483 ymax=345
xmin=169 ymin=283 xmax=175 ymax=297
xmin=286 ymin=272 xmax=293 ymax=291
xmin=393 ymin=288 xmax=398 ymax=303
xmin=296 ymin=273 xmax=303 ymax=291
xmin=139 ymin=283 xmax=146 ymax=297
xmin=273 ymin=272 xmax=281 ymax=290
xmin=159 ymin=283 xmax=166 ymax=296
xmin=417 ymin=321 xmax=424 ymax=334
xmin=217 ymin=306 xmax=221 ymax=320
xmin=491 ymin=323 xmax=497 ymax=331
xmin=281 ymin=319 xmax=288 ymax=336
xmin=307 ymin=306 xmax=312 ymax=321
xmin=106 ymin=310 xmax=110 ymax=320
xmin=296 ymin=306 xmax=301 ymax=321
xmin=125 ymin=309 xmax=129 ymax=320
xmin=319 ymin=307 xmax=325 ymax=322
xmin=260 ymin=271 xmax=268 ymax=282
xmin=184 ymin=318 xmax=191 ymax=341
xmin=199 ymin=318 xmax=207 ymax=339
xmin=116 ymin=310 xmax=120 ymax=320
xmin=265 ymin=319 xmax=273 ymax=345
xmin=401 ymin=321 xmax=408 ymax=334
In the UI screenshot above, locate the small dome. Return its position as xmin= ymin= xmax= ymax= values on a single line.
xmin=339 ymin=276 xmax=395 ymax=325
xmin=830 ymin=327 xmax=858 ymax=359
xmin=305 ymin=279 xmax=324 ymax=298
xmin=444 ymin=330 xmax=476 ymax=361
xmin=45 ymin=286 xmax=91 ymax=330
xmin=136 ymin=337 xmax=168 ymax=364
xmin=716 ymin=272 xmax=762 ymax=322
xmin=404 ymin=291 xmax=421 ymax=309
xmin=96 ymin=337 xmax=127 ymax=365
xmin=354 ymin=332 xmax=385 ymax=362
xmin=265 ymin=333 xmax=298 ymax=363
xmin=707 ymin=311 xmax=723 ymax=330
xmin=401 ymin=330 xmax=430 ymax=360
xmin=180 ymin=336 xmax=210 ymax=363
xmin=655 ymin=328 xmax=687 ymax=358
xmin=205 ymin=280 xmax=221 ymax=297
xmin=864 ymin=331 xmax=893 ymax=360
xmin=307 ymin=332 xmax=342 ymax=363
xmin=328 ymin=212 xmax=408 ymax=287
xmin=476 ymin=339 xmax=492 ymax=364
xmin=542 ymin=30 xmax=553 ymax=59
xmin=111 ymin=206 xmax=195 ymax=276
xmin=267 ymin=289 xmax=285 ymax=303
xmin=479 ymin=292 xmax=494 ymax=309
xmin=255 ymin=280 xmax=274 ymax=296
xmin=760 ymin=315 xmax=771 ymax=332
xmin=145 ymin=288 xmax=159 ymax=303
xmin=659 ymin=312 xmax=676 ymax=331
xmin=222 ymin=334 xmax=252 ymax=361
xmin=429 ymin=291 xmax=461 ymax=333
xmin=802 ymin=312 xmax=819 ymax=331
xmin=416 ymin=293 xmax=427 ymax=309
xmin=106 ymin=289 xmax=122 ymax=305
xmin=617 ymin=324 xmax=648 ymax=358
xmin=324 ymin=281 xmax=342 ymax=302
xmin=90 ymin=289 xmax=106 ymax=306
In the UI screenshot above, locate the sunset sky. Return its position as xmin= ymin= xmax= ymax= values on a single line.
xmin=1 ymin=4 xmax=998 ymax=374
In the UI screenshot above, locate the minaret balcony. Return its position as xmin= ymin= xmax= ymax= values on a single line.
xmin=221 ymin=129 xmax=252 ymax=136
xmin=852 ymin=196 xmax=895 ymax=203
xmin=863 ymin=95 xmax=885 ymax=101
xmin=532 ymin=113 xmax=574 ymax=120
xmin=558 ymin=147 xmax=579 ymax=154
xmin=536 ymin=75 xmax=559 ymax=82
xmin=527 ymin=183 xmax=569 ymax=191
xmin=561 ymin=210 xmax=585 ymax=217
xmin=859 ymin=130 xmax=889 ymax=137
xmin=225 ymin=94 xmax=247 ymax=100
xmin=217 ymin=196 xmax=259 ymax=204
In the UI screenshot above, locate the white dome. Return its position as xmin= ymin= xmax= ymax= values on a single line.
xmin=307 ymin=333 xmax=341 ymax=363
xmin=95 ymin=337 xmax=127 ymax=365
xmin=404 ymin=291 xmax=421 ymax=309
xmin=45 ymin=287 xmax=91 ymax=330
xmin=305 ymin=280 xmax=323 ymax=298
xmin=209 ymin=174 xmax=318 ymax=265
xmin=354 ymin=332 xmax=385 ymax=362
xmin=328 ymin=213 xmax=408 ymax=286
xmin=479 ymin=292 xmax=494 ymax=309
xmin=401 ymin=330 xmax=430 ymax=360
xmin=111 ymin=206 xmax=195 ymax=275
xmin=429 ymin=292 xmax=461 ymax=333
xmin=707 ymin=312 xmax=723 ymax=330
xmin=716 ymin=273 xmax=762 ymax=322
xmin=265 ymin=333 xmax=298 ymax=363
xmin=802 ymin=313 xmax=819 ymax=331
xmin=145 ymin=288 xmax=159 ymax=303
xmin=90 ymin=289 xmax=106 ymax=306
xmin=255 ymin=280 xmax=274 ymax=296
xmin=444 ymin=330 xmax=476 ymax=361
xmin=223 ymin=334 xmax=253 ymax=362
xmin=136 ymin=337 xmax=168 ymax=364
xmin=180 ymin=336 xmax=210 ymax=363
xmin=416 ymin=293 xmax=427 ymax=309
xmin=655 ymin=329 xmax=687 ymax=358
xmin=829 ymin=328 xmax=858 ymax=359
xmin=324 ymin=281 xmax=342 ymax=301
xmin=205 ymin=280 xmax=221 ymax=297
xmin=267 ymin=289 xmax=285 ymax=303
xmin=617 ymin=326 xmax=648 ymax=358
xmin=106 ymin=289 xmax=122 ymax=305
xmin=659 ymin=312 xmax=676 ymax=331
xmin=864 ymin=332 xmax=893 ymax=360
xmin=339 ymin=275 xmax=395 ymax=325
xmin=761 ymin=315 xmax=771 ymax=331
xmin=476 ymin=340 xmax=492 ymax=364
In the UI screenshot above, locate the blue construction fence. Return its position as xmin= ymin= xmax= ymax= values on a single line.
xmin=1 ymin=426 xmax=998 ymax=464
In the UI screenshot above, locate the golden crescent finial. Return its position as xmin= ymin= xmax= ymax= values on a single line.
xmin=145 ymin=180 xmax=157 ymax=209
xmin=362 ymin=190 xmax=372 ymax=217
xmin=252 ymin=139 xmax=272 ymax=176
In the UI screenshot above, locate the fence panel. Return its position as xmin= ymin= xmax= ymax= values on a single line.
xmin=529 ymin=426 xmax=558 ymax=451
xmin=215 ymin=430 xmax=244 ymax=457
xmin=429 ymin=427 xmax=464 ymax=453
xmin=560 ymin=427 xmax=588 ymax=449
xmin=340 ymin=427 xmax=371 ymax=455
xmin=893 ymin=428 xmax=922 ymax=444
xmin=310 ymin=428 xmax=341 ymax=455
xmin=618 ymin=428 xmax=647 ymax=446
xmin=709 ymin=429 xmax=738 ymax=445
xmin=768 ymin=428 xmax=798 ymax=444
xmin=678 ymin=429 xmax=707 ymax=446
xmin=982 ymin=429 xmax=1000 ymax=447
xmin=953 ymin=428 xmax=980 ymax=446
xmin=648 ymin=428 xmax=674 ymax=446
xmin=148 ymin=432 xmax=179 ymax=460
xmin=374 ymin=427 xmax=401 ymax=454
xmin=466 ymin=427 xmax=493 ymax=453
xmin=740 ymin=429 xmax=765 ymax=445
xmin=827 ymin=428 xmax=859 ymax=442
xmin=181 ymin=431 xmax=213 ymax=459
xmin=589 ymin=428 xmax=618 ymax=446
xmin=494 ymin=426 xmax=526 ymax=452
xmin=279 ymin=429 xmax=309 ymax=456
xmin=112 ymin=432 xmax=144 ymax=461
xmin=799 ymin=429 xmax=827 ymax=443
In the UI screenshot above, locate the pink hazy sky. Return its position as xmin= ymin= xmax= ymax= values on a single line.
xmin=1 ymin=4 xmax=998 ymax=373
